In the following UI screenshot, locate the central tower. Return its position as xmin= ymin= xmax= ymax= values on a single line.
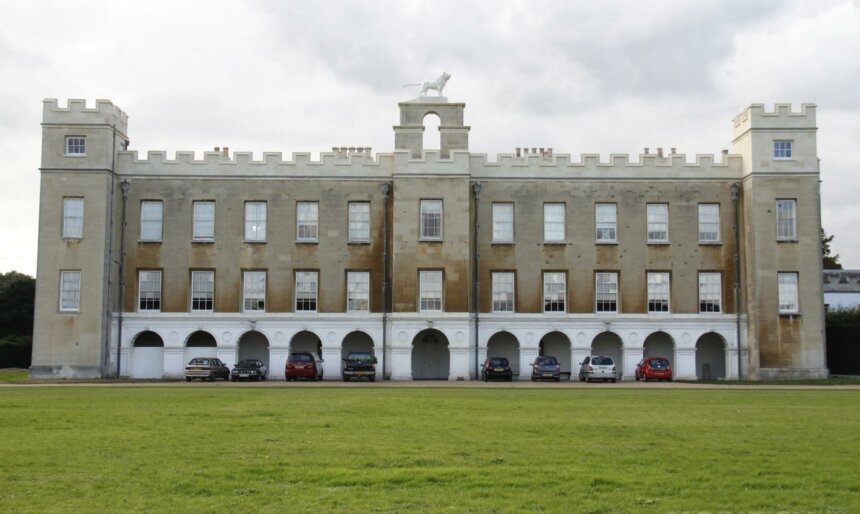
xmin=393 ymin=99 xmax=470 ymax=158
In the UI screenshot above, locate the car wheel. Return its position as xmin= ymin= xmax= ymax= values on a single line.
xmin=579 ymin=375 xmax=585 ymax=382
xmin=611 ymin=378 xmax=617 ymax=383
xmin=586 ymin=377 xmax=591 ymax=383
xmin=185 ymin=377 xmax=192 ymax=382
xmin=231 ymin=376 xmax=237 ymax=382
xmin=343 ymin=376 xmax=349 ymax=382
xmin=554 ymin=377 xmax=561 ymax=382
xmin=506 ymin=376 xmax=513 ymax=382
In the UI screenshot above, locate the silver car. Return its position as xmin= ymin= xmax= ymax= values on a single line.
xmin=578 ymin=355 xmax=618 ymax=383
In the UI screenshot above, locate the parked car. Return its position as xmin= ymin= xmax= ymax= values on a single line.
xmin=635 ymin=357 xmax=673 ymax=382
xmin=285 ymin=352 xmax=324 ymax=381
xmin=185 ymin=357 xmax=230 ymax=381
xmin=482 ymin=357 xmax=513 ymax=382
xmin=531 ymin=356 xmax=561 ymax=382
xmin=342 ymin=352 xmax=377 ymax=382
xmin=231 ymin=359 xmax=268 ymax=381
xmin=578 ymin=355 xmax=617 ymax=383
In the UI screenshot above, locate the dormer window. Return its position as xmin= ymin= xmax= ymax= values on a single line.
xmin=65 ymin=136 xmax=86 ymax=156
xmin=773 ymin=140 xmax=792 ymax=159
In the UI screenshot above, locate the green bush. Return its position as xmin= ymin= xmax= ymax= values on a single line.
xmin=0 ymin=335 xmax=31 ymax=368
xmin=826 ymin=306 xmax=860 ymax=326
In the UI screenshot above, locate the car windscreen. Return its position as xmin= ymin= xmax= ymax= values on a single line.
xmin=489 ymin=358 xmax=509 ymax=366
xmin=649 ymin=359 xmax=669 ymax=369
xmin=537 ymin=358 xmax=557 ymax=365
xmin=348 ymin=353 xmax=373 ymax=362
xmin=592 ymin=357 xmax=613 ymax=366
xmin=236 ymin=360 xmax=257 ymax=367
xmin=289 ymin=354 xmax=313 ymax=362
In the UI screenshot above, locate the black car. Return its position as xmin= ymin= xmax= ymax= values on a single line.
xmin=342 ymin=352 xmax=377 ymax=382
xmin=531 ymin=356 xmax=561 ymax=382
xmin=231 ymin=359 xmax=268 ymax=381
xmin=481 ymin=357 xmax=513 ymax=381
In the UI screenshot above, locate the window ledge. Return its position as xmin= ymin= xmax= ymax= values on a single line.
xmin=63 ymin=154 xmax=87 ymax=158
xmin=192 ymin=239 xmax=215 ymax=244
xmin=699 ymin=241 xmax=722 ymax=246
xmin=543 ymin=241 xmax=567 ymax=245
xmin=647 ymin=241 xmax=670 ymax=246
xmin=138 ymin=240 xmax=162 ymax=244
xmin=595 ymin=241 xmax=618 ymax=245
xmin=419 ymin=239 xmax=444 ymax=243
xmin=348 ymin=240 xmax=371 ymax=245
xmin=243 ymin=240 xmax=267 ymax=244
xmin=773 ymin=157 xmax=794 ymax=161
xmin=491 ymin=241 xmax=515 ymax=245
xmin=58 ymin=310 xmax=80 ymax=314
xmin=61 ymin=237 xmax=83 ymax=241
xmin=779 ymin=312 xmax=801 ymax=318
xmin=777 ymin=239 xmax=798 ymax=243
xmin=295 ymin=240 xmax=320 ymax=244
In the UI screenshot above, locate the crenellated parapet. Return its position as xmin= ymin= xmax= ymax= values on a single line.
xmin=732 ymin=103 xmax=816 ymax=140
xmin=42 ymin=98 xmax=129 ymax=135
xmin=115 ymin=147 xmax=743 ymax=180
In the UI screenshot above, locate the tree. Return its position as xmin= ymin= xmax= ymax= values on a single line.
xmin=0 ymin=271 xmax=35 ymax=337
xmin=822 ymin=229 xmax=842 ymax=270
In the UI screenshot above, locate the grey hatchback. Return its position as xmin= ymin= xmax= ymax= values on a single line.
xmin=578 ymin=355 xmax=617 ymax=383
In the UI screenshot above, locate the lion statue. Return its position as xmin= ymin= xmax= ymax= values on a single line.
xmin=403 ymin=72 xmax=451 ymax=97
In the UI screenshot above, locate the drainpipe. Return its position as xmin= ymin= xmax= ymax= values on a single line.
xmin=103 ymin=124 xmax=118 ymax=376
xmin=472 ymin=182 xmax=482 ymax=380
xmin=116 ymin=179 xmax=130 ymax=378
xmin=381 ymin=182 xmax=390 ymax=379
xmin=731 ymin=182 xmax=743 ymax=380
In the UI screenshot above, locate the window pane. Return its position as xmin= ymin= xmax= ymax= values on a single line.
xmin=774 ymin=140 xmax=792 ymax=159
xmin=698 ymin=204 xmax=720 ymax=242
xmin=596 ymin=204 xmax=616 ymax=242
xmin=243 ymin=271 xmax=266 ymax=311
xmin=62 ymin=198 xmax=84 ymax=238
xmin=191 ymin=271 xmax=214 ymax=311
xmin=492 ymin=272 xmax=514 ymax=312
xmin=296 ymin=271 xmax=318 ymax=311
xmin=245 ymin=202 xmax=266 ymax=241
xmin=347 ymin=271 xmax=369 ymax=312
xmin=420 ymin=200 xmax=442 ymax=240
xmin=595 ymin=272 xmax=618 ymax=312
xmin=778 ymin=272 xmax=799 ymax=313
xmin=776 ymin=199 xmax=797 ymax=240
xmin=297 ymin=202 xmax=319 ymax=241
xmin=60 ymin=271 xmax=81 ymax=311
xmin=698 ymin=273 xmax=721 ymax=313
xmin=138 ymin=270 xmax=161 ymax=311
xmin=646 ymin=204 xmax=668 ymax=242
xmin=492 ymin=203 xmax=514 ymax=242
xmin=140 ymin=201 xmax=163 ymax=241
xmin=543 ymin=272 xmax=565 ymax=312
xmin=348 ymin=203 xmax=370 ymax=241
xmin=647 ymin=272 xmax=670 ymax=312
xmin=544 ymin=203 xmax=565 ymax=242
xmin=65 ymin=137 xmax=86 ymax=155
xmin=193 ymin=202 xmax=215 ymax=240
xmin=419 ymin=270 xmax=442 ymax=311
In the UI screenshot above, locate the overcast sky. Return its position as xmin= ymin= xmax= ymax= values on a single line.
xmin=0 ymin=0 xmax=857 ymax=275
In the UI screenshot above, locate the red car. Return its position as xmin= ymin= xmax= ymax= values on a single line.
xmin=285 ymin=352 xmax=324 ymax=381
xmin=635 ymin=357 xmax=673 ymax=382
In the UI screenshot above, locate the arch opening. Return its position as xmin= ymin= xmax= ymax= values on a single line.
xmin=696 ymin=333 xmax=727 ymax=380
xmin=539 ymin=331 xmax=571 ymax=377
xmin=184 ymin=330 xmax=217 ymax=364
xmin=422 ymin=112 xmax=441 ymax=155
xmin=342 ymin=331 xmax=374 ymax=359
xmin=131 ymin=331 xmax=164 ymax=379
xmin=590 ymin=332 xmax=623 ymax=380
xmin=411 ymin=329 xmax=449 ymax=380
xmin=290 ymin=331 xmax=322 ymax=358
xmin=486 ymin=331 xmax=521 ymax=378
xmin=643 ymin=331 xmax=675 ymax=369
xmin=238 ymin=330 xmax=270 ymax=369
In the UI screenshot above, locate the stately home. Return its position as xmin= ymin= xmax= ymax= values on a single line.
xmin=31 ymin=92 xmax=828 ymax=380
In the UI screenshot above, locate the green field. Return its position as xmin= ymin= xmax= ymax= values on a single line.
xmin=0 ymin=386 xmax=857 ymax=513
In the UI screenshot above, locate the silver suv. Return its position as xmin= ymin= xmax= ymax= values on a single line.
xmin=578 ymin=355 xmax=618 ymax=383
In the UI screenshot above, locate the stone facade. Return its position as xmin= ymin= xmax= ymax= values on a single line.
xmin=30 ymin=97 xmax=828 ymax=380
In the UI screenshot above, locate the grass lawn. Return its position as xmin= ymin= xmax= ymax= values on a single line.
xmin=0 ymin=387 xmax=857 ymax=513
xmin=0 ymin=369 xmax=28 ymax=383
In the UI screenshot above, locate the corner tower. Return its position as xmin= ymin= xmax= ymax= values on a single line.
xmin=731 ymin=103 xmax=827 ymax=378
xmin=31 ymin=99 xmax=129 ymax=378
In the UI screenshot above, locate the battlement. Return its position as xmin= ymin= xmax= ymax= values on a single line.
xmin=114 ymin=148 xmax=743 ymax=181
xmin=732 ymin=103 xmax=816 ymax=139
xmin=43 ymin=98 xmax=129 ymax=134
